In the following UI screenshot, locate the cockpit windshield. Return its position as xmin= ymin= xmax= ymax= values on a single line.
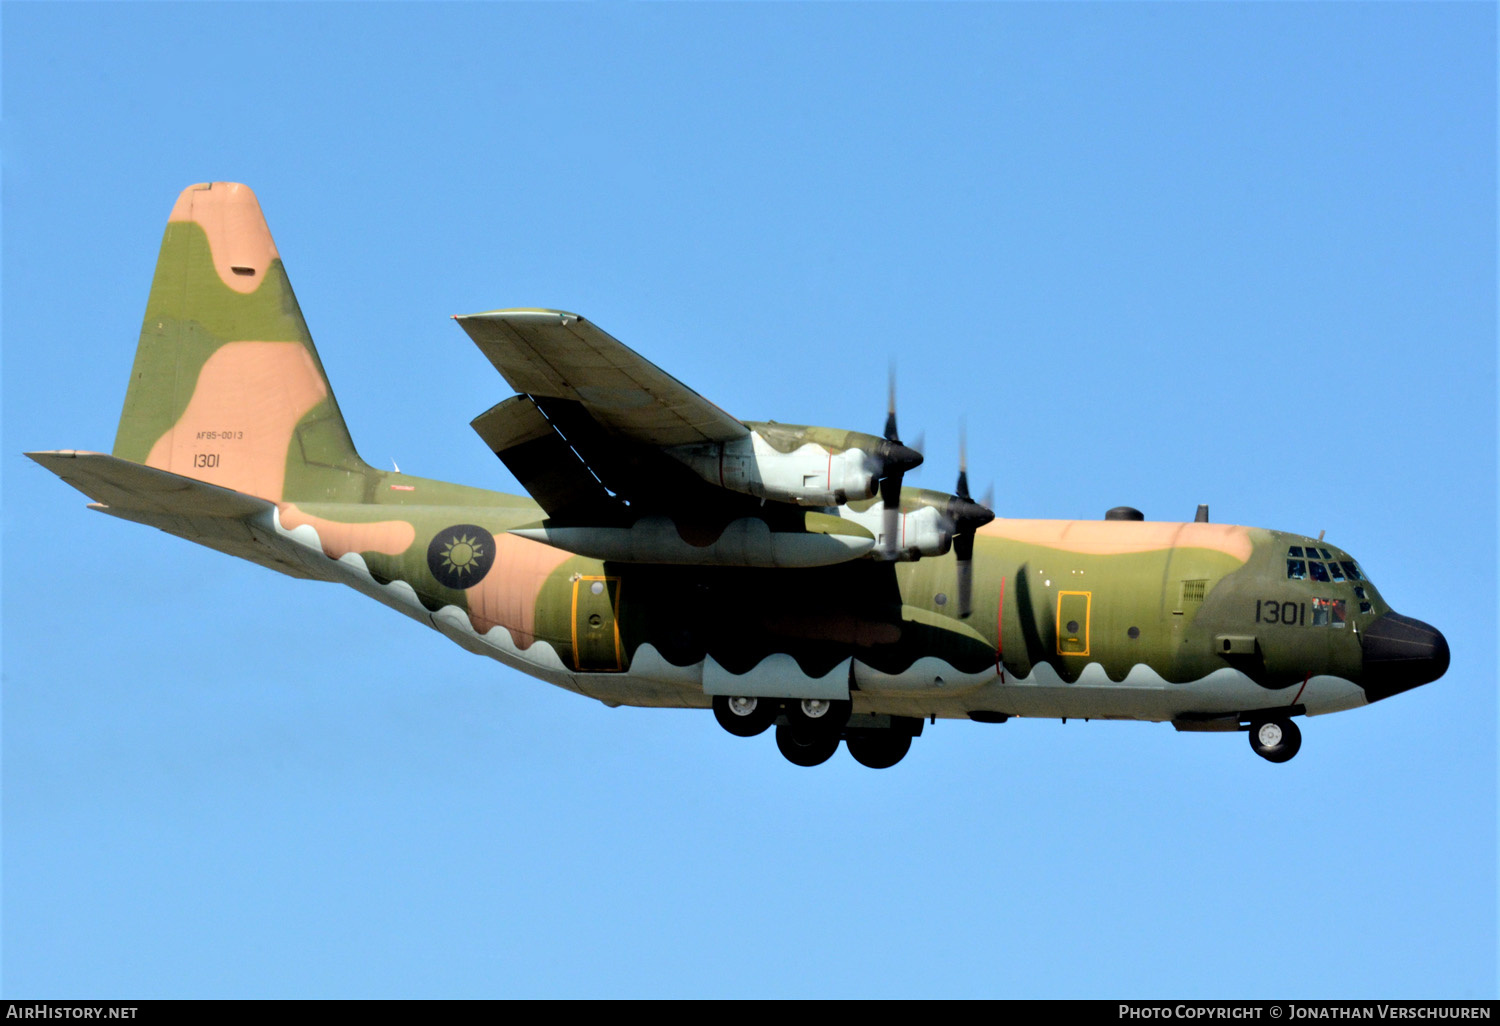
xmin=1286 ymin=547 xmax=1367 ymax=585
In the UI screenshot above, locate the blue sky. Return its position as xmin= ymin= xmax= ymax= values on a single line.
xmin=3 ymin=2 xmax=1495 ymax=998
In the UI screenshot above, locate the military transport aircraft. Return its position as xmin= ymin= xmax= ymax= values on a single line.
xmin=28 ymin=183 xmax=1449 ymax=768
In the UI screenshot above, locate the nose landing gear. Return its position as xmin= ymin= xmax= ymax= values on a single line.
xmin=1249 ymin=716 xmax=1302 ymax=763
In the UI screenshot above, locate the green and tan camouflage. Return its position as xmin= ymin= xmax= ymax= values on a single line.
xmin=28 ymin=183 xmax=1449 ymax=768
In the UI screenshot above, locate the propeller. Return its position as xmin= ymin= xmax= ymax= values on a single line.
xmin=877 ymin=367 xmax=923 ymax=557
xmin=948 ymin=423 xmax=995 ymax=618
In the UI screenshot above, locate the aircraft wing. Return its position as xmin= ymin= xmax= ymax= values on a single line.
xmin=469 ymin=394 xmax=623 ymax=523
xmin=458 ymin=309 xmax=776 ymax=524
xmin=454 ymin=309 xmax=748 ymax=448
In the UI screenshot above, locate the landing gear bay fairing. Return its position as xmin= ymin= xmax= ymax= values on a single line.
xmin=28 ymin=183 xmax=1449 ymax=768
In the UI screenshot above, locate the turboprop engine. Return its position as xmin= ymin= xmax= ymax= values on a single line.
xmin=666 ymin=421 xmax=920 ymax=508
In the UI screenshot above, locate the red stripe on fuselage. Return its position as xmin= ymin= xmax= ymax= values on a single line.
xmin=1291 ymin=673 xmax=1310 ymax=706
xmin=997 ymin=577 xmax=1006 ymax=680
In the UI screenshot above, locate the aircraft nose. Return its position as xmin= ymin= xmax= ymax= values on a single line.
xmin=1360 ymin=612 xmax=1450 ymax=701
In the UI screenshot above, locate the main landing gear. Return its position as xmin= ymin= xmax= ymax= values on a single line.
xmin=712 ymin=694 xmax=778 ymax=737
xmin=1248 ymin=716 xmax=1302 ymax=763
xmin=714 ymin=696 xmax=917 ymax=768
xmin=775 ymin=722 xmax=841 ymax=766
xmin=844 ymin=731 xmax=912 ymax=769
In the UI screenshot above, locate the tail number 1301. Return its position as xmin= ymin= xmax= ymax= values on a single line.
xmin=1256 ymin=600 xmax=1305 ymax=626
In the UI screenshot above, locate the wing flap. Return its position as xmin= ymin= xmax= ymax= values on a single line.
xmin=454 ymin=309 xmax=748 ymax=447
xmin=469 ymin=396 xmax=622 ymax=522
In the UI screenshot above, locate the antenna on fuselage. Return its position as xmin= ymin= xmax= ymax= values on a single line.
xmin=1195 ymin=504 xmax=1209 ymax=523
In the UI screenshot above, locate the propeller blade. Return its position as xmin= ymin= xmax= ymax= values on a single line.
xmin=956 ymin=420 xmax=971 ymax=501
xmin=955 ymin=533 xmax=975 ymax=619
xmin=876 ymin=366 xmax=922 ymax=558
xmin=884 ymin=364 xmax=899 ymax=443
xmin=881 ymin=474 xmax=901 ymax=557
xmin=948 ymin=427 xmax=993 ymax=617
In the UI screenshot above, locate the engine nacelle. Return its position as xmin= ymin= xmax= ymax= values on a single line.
xmin=669 ymin=430 xmax=881 ymax=507
xmin=872 ymin=504 xmax=952 ymax=560
xmin=826 ymin=496 xmax=955 ymax=561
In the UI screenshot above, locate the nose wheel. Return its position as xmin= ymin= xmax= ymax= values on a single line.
xmin=1249 ymin=716 xmax=1302 ymax=763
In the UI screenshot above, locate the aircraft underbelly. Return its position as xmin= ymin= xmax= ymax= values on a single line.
xmin=268 ymin=507 xmax=587 ymax=695
xmin=981 ymin=664 xmax=1367 ymax=721
xmin=267 ymin=509 xmax=1369 ymax=722
xmin=567 ymin=657 xmax=1369 ymax=721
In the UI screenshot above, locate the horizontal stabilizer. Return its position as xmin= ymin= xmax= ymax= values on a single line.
xmin=25 ymin=450 xmax=272 ymax=518
xmin=25 ymin=450 xmax=323 ymax=580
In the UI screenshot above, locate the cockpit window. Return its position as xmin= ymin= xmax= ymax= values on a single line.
xmin=1319 ymin=547 xmax=1333 ymax=560
xmin=1353 ymin=585 xmax=1366 ymax=599
xmin=1340 ymin=560 xmax=1363 ymax=581
xmin=1313 ymin=597 xmax=1347 ymax=627
xmin=1328 ymin=562 xmax=1345 ymax=582
xmin=1309 ymin=561 xmax=1330 ymax=582
xmin=1286 ymin=559 xmax=1307 ymax=580
xmin=1288 ymin=546 xmax=1304 ymax=558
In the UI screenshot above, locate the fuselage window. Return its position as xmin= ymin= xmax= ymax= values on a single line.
xmin=1340 ymin=560 xmax=1363 ymax=581
xmin=1287 ymin=559 xmax=1307 ymax=580
xmin=1359 ymin=601 xmax=1372 ymax=614
xmin=1312 ymin=597 xmax=1348 ymax=627
xmin=1288 ymin=546 xmax=1305 ymax=558
xmin=1353 ymin=585 xmax=1366 ymax=600
xmin=1309 ymin=561 xmax=1330 ymax=582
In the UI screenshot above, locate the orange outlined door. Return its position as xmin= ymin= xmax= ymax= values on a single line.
xmin=572 ymin=576 xmax=625 ymax=671
xmin=1057 ymin=591 xmax=1091 ymax=656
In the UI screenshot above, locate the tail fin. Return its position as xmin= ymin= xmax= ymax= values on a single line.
xmin=113 ymin=182 xmax=372 ymax=502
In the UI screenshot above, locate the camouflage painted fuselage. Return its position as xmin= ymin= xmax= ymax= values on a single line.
xmin=249 ymin=491 xmax=1395 ymax=726
xmin=31 ymin=183 xmax=1446 ymax=746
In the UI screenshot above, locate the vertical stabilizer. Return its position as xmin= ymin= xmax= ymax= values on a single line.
xmin=114 ymin=182 xmax=371 ymax=502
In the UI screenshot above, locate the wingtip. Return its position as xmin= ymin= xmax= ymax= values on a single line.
xmin=456 ymin=308 xmax=583 ymax=324
xmin=25 ymin=449 xmax=97 ymax=462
